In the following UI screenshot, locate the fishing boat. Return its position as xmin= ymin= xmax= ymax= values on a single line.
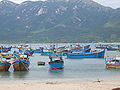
xmin=24 ymin=50 xmax=34 ymax=56
xmin=34 ymin=47 xmax=43 ymax=53
xmin=53 ymin=45 xmax=90 ymax=56
xmin=0 ymin=59 xmax=11 ymax=71
xmin=48 ymin=54 xmax=64 ymax=70
xmin=17 ymin=44 xmax=29 ymax=49
xmin=55 ymin=50 xmax=72 ymax=56
xmin=67 ymin=50 xmax=105 ymax=59
xmin=68 ymin=44 xmax=82 ymax=52
xmin=105 ymin=57 xmax=120 ymax=69
xmin=1 ymin=53 xmax=14 ymax=59
xmin=0 ymin=46 xmax=12 ymax=53
xmin=54 ymin=46 xmax=68 ymax=56
xmin=83 ymin=45 xmax=90 ymax=50
xmin=40 ymin=51 xmax=55 ymax=56
xmin=96 ymin=44 xmax=120 ymax=51
xmin=106 ymin=45 xmax=120 ymax=51
xmin=13 ymin=51 xmax=29 ymax=60
xmin=95 ymin=44 xmax=108 ymax=49
xmin=12 ymin=58 xmax=30 ymax=71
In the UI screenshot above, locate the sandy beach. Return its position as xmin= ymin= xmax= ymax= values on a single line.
xmin=0 ymin=80 xmax=120 ymax=90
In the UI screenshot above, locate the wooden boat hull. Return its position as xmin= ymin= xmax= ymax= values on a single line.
xmin=49 ymin=61 xmax=64 ymax=70
xmin=0 ymin=61 xmax=11 ymax=71
xmin=2 ymin=54 xmax=13 ymax=59
xmin=24 ymin=52 xmax=33 ymax=56
xmin=105 ymin=57 xmax=120 ymax=69
xmin=12 ymin=60 xmax=30 ymax=71
xmin=106 ymin=64 xmax=120 ymax=69
xmin=2 ymin=56 xmax=13 ymax=58
xmin=24 ymin=50 xmax=34 ymax=56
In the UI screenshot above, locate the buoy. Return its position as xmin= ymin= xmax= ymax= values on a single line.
xmin=37 ymin=61 xmax=45 ymax=66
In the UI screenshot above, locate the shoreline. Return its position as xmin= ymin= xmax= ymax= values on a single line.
xmin=0 ymin=77 xmax=120 ymax=84
xmin=0 ymin=80 xmax=119 ymax=90
xmin=0 ymin=42 xmax=120 ymax=44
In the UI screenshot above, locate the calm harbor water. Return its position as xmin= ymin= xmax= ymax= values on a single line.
xmin=0 ymin=43 xmax=120 ymax=82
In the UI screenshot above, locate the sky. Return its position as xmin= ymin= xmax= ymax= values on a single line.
xmin=93 ymin=0 xmax=120 ymax=9
xmin=0 ymin=0 xmax=120 ymax=9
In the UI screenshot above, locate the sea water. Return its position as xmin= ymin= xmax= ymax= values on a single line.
xmin=0 ymin=43 xmax=120 ymax=82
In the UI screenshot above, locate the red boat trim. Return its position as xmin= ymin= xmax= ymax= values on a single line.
xmin=12 ymin=60 xmax=29 ymax=65
xmin=106 ymin=64 xmax=120 ymax=66
xmin=51 ymin=67 xmax=64 ymax=69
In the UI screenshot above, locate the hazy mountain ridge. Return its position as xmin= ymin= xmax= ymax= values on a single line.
xmin=0 ymin=0 xmax=119 ymax=43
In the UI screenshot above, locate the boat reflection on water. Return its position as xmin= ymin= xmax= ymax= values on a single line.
xmin=49 ymin=69 xmax=64 ymax=72
xmin=48 ymin=69 xmax=64 ymax=77
xmin=0 ymin=71 xmax=11 ymax=78
xmin=106 ymin=68 xmax=120 ymax=71
xmin=12 ymin=71 xmax=29 ymax=79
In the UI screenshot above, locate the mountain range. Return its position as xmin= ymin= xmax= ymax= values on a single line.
xmin=0 ymin=0 xmax=120 ymax=43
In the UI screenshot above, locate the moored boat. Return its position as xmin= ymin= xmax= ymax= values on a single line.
xmin=67 ymin=50 xmax=105 ymax=59
xmin=105 ymin=57 xmax=120 ymax=69
xmin=0 ymin=60 xmax=11 ymax=71
xmin=24 ymin=50 xmax=34 ymax=56
xmin=48 ymin=54 xmax=64 ymax=70
xmin=34 ymin=47 xmax=43 ymax=53
xmin=13 ymin=53 xmax=29 ymax=60
xmin=41 ymin=51 xmax=55 ymax=56
xmin=1 ymin=53 xmax=14 ymax=59
xmin=96 ymin=44 xmax=120 ymax=51
xmin=0 ymin=46 xmax=12 ymax=53
xmin=12 ymin=59 xmax=30 ymax=71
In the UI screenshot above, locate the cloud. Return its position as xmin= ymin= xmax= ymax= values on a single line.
xmin=93 ymin=0 xmax=120 ymax=8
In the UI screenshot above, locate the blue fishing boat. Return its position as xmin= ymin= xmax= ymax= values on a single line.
xmin=69 ymin=45 xmax=90 ymax=52
xmin=40 ymin=51 xmax=55 ymax=56
xmin=56 ymin=51 xmax=71 ymax=56
xmin=67 ymin=50 xmax=105 ymax=59
xmin=105 ymin=57 xmax=120 ymax=69
xmin=54 ymin=45 xmax=90 ymax=56
xmin=106 ymin=45 xmax=120 ymax=51
xmin=83 ymin=45 xmax=90 ymax=50
xmin=24 ymin=50 xmax=34 ymax=56
xmin=95 ymin=44 xmax=108 ymax=49
xmin=96 ymin=44 xmax=120 ymax=51
xmin=13 ymin=51 xmax=29 ymax=60
xmin=0 ymin=47 xmax=12 ymax=53
xmin=54 ymin=47 xmax=68 ymax=56
xmin=55 ymin=46 xmax=66 ymax=51
xmin=48 ymin=54 xmax=64 ymax=70
xmin=34 ymin=47 xmax=43 ymax=53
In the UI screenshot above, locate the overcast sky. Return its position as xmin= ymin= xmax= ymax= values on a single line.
xmin=0 ymin=0 xmax=120 ymax=9
xmin=93 ymin=0 xmax=120 ymax=9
